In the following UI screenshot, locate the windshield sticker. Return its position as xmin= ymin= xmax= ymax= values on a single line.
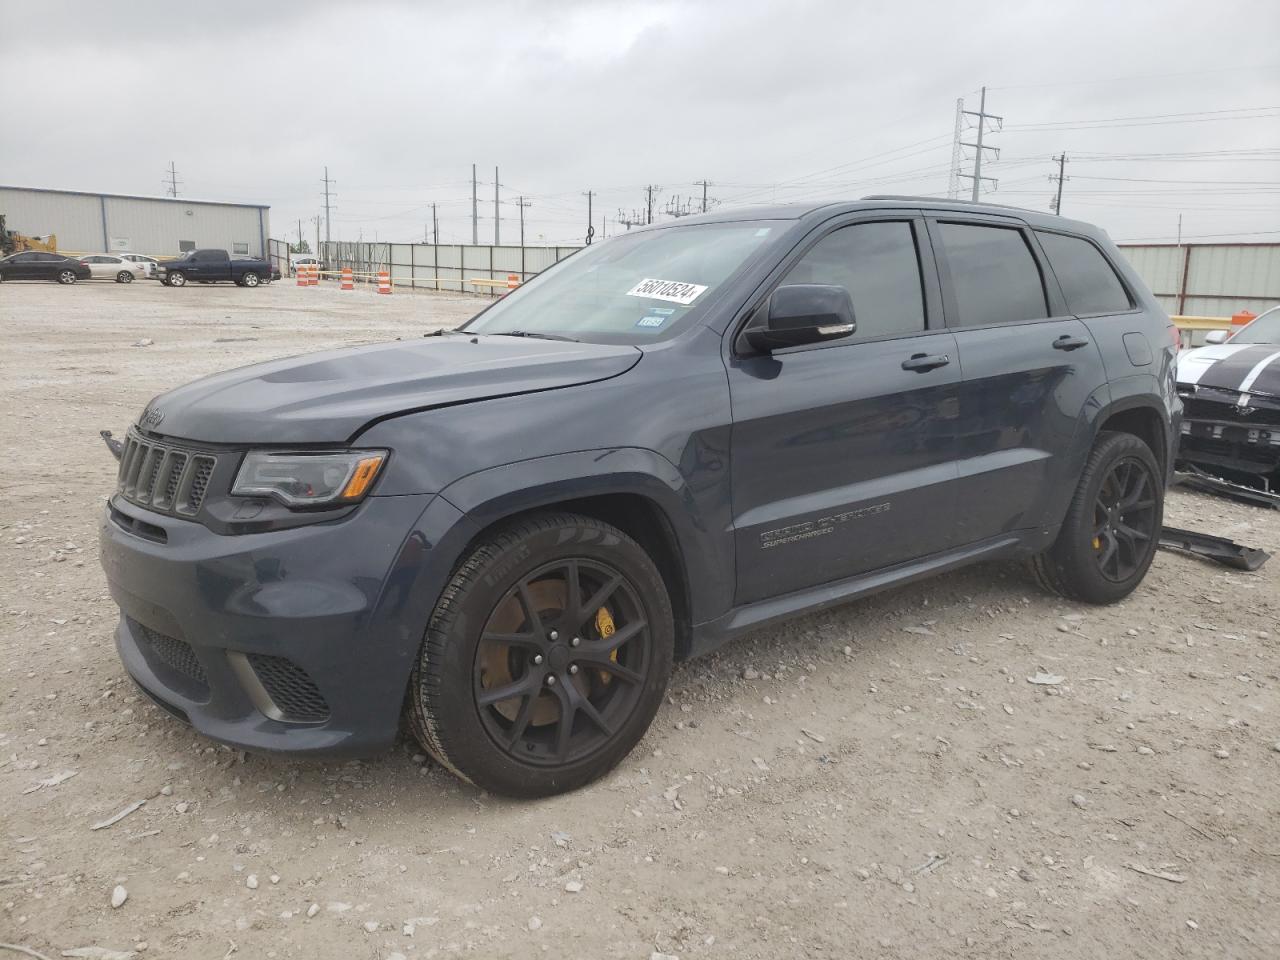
xmin=636 ymin=307 xmax=675 ymax=330
xmin=626 ymin=278 xmax=708 ymax=306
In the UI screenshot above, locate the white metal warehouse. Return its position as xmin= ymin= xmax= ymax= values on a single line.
xmin=0 ymin=185 xmax=270 ymax=259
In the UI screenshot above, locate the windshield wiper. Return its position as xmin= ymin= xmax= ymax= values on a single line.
xmin=487 ymin=330 xmax=581 ymax=342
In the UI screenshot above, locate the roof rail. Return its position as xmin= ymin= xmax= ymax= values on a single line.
xmin=861 ymin=194 xmax=1043 ymax=214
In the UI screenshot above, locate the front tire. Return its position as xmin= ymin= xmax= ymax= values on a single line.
xmin=1032 ymin=431 xmax=1163 ymax=604
xmin=167 ymin=271 xmax=186 ymax=287
xmin=57 ymin=269 xmax=77 ymax=284
xmin=116 ymin=271 xmax=134 ymax=283
xmin=408 ymin=513 xmax=674 ymax=798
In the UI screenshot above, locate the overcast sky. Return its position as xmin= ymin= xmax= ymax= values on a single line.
xmin=3 ymin=0 xmax=1277 ymax=247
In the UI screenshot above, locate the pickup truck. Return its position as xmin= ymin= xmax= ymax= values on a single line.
xmin=158 ymin=249 xmax=271 ymax=287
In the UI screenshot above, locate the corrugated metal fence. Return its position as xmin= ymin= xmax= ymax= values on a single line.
xmin=321 ymin=241 xmax=581 ymax=294
xmin=1117 ymin=242 xmax=1280 ymax=317
xmin=305 ymin=238 xmax=1279 ymax=314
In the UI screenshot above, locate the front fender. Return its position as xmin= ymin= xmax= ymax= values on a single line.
xmin=437 ymin=447 xmax=734 ymax=624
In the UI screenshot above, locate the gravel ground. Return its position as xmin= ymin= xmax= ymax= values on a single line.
xmin=2 ymin=279 xmax=1278 ymax=960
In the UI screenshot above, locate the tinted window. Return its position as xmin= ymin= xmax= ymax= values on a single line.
xmin=781 ymin=221 xmax=925 ymax=339
xmin=15 ymin=253 xmax=38 ymax=262
xmin=37 ymin=253 xmax=62 ymax=262
xmin=938 ymin=222 xmax=1048 ymax=326
xmin=1036 ymin=231 xmax=1131 ymax=314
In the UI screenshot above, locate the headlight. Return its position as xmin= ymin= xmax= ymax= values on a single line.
xmin=232 ymin=450 xmax=387 ymax=507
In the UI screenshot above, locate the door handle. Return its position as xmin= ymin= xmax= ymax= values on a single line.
xmin=1053 ymin=335 xmax=1090 ymax=351
xmin=901 ymin=353 xmax=950 ymax=372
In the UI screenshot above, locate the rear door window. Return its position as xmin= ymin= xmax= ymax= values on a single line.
xmin=937 ymin=222 xmax=1048 ymax=327
xmin=780 ymin=220 xmax=926 ymax=340
xmin=1035 ymin=231 xmax=1132 ymax=315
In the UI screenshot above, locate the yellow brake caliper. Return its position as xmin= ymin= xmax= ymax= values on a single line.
xmin=595 ymin=606 xmax=618 ymax=684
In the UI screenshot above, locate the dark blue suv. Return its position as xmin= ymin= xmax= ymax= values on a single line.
xmin=100 ymin=198 xmax=1179 ymax=796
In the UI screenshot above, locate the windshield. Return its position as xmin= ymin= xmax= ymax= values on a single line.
xmin=463 ymin=221 xmax=778 ymax=343
xmin=1232 ymin=305 xmax=1280 ymax=345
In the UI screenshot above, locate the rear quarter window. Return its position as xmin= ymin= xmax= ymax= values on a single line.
xmin=1036 ymin=231 xmax=1132 ymax=315
xmin=936 ymin=222 xmax=1048 ymax=327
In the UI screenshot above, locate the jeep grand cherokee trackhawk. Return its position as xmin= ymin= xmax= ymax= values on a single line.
xmin=100 ymin=198 xmax=1179 ymax=797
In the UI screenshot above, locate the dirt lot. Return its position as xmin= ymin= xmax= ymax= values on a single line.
xmin=2 ymin=278 xmax=1278 ymax=960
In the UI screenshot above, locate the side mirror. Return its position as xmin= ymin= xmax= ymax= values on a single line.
xmin=745 ymin=284 xmax=856 ymax=353
xmin=1203 ymin=329 xmax=1229 ymax=345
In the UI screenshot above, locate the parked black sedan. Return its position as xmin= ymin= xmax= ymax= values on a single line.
xmin=0 ymin=251 xmax=93 ymax=283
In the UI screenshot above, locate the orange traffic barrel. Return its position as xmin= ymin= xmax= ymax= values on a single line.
xmin=377 ymin=270 xmax=391 ymax=295
xmin=308 ymin=263 xmax=319 ymax=286
xmin=340 ymin=267 xmax=354 ymax=291
xmin=506 ymin=273 xmax=520 ymax=289
xmin=1231 ymin=309 xmax=1256 ymax=326
xmin=295 ymin=264 xmax=307 ymax=287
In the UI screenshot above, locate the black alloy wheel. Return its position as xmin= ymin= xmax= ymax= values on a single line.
xmin=1091 ymin=456 xmax=1158 ymax=582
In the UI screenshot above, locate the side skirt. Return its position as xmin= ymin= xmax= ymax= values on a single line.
xmin=688 ymin=527 xmax=1056 ymax=658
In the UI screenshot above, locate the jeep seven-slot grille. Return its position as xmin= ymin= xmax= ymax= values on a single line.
xmin=117 ymin=432 xmax=216 ymax=517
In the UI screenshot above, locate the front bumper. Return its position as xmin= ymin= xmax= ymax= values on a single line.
xmin=100 ymin=491 xmax=459 ymax=757
xmin=1176 ymin=392 xmax=1280 ymax=481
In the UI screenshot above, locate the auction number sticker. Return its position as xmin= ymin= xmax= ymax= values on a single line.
xmin=626 ymin=278 xmax=708 ymax=305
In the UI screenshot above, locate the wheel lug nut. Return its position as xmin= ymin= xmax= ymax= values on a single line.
xmin=545 ymin=674 xmax=556 ymax=686
xmin=549 ymin=630 xmax=559 ymax=641
xmin=532 ymin=654 xmax=543 ymax=665
xmin=569 ymin=664 xmax=579 ymax=675
xmin=570 ymin=637 xmax=580 ymax=647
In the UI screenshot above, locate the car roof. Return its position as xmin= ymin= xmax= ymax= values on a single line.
xmin=637 ymin=195 xmax=1102 ymax=237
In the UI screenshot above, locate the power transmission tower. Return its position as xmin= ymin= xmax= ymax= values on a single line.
xmin=948 ymin=99 xmax=964 ymax=199
xmin=617 ymin=208 xmax=643 ymax=231
xmin=494 ymin=166 xmax=500 ymax=245
xmin=516 ymin=196 xmax=531 ymax=247
xmin=644 ymin=185 xmax=662 ymax=225
xmin=958 ymin=86 xmax=1002 ymax=200
xmin=164 ymin=161 xmax=181 ymax=197
xmin=321 ymin=167 xmax=336 ymax=246
xmin=1049 ymin=153 xmax=1069 ymax=214
xmin=693 ymin=179 xmax=713 ymax=213
xmin=583 ymin=190 xmax=595 ymax=244
xmin=471 ymin=164 xmax=478 ymax=245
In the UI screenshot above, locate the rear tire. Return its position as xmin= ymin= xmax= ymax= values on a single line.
xmin=1032 ymin=430 xmax=1163 ymax=604
xmin=241 ymin=271 xmax=260 ymax=287
xmin=408 ymin=513 xmax=674 ymax=798
xmin=57 ymin=269 xmax=77 ymax=284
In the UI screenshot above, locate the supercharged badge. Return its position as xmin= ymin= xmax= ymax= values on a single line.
xmin=760 ymin=502 xmax=891 ymax=549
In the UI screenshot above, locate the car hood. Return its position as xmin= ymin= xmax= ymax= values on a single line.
xmin=1177 ymin=342 xmax=1280 ymax=399
xmin=143 ymin=334 xmax=642 ymax=444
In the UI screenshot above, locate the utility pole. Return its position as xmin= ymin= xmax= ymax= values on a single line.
xmin=1049 ymin=153 xmax=1069 ymax=214
xmin=311 ymin=214 xmax=322 ymax=262
xmin=432 ymin=203 xmax=438 ymax=245
xmin=164 ymin=160 xmax=181 ymax=198
xmin=644 ymin=185 xmax=661 ymax=225
xmin=471 ymin=164 xmax=478 ymax=245
xmin=959 ymin=86 xmax=1002 ymax=201
xmin=516 ymin=196 xmax=531 ymax=247
xmin=296 ymin=219 xmax=303 ymax=250
xmin=583 ymin=190 xmax=594 ymax=244
xmin=493 ymin=166 xmax=500 ymax=245
xmin=693 ymin=179 xmax=712 ymax=213
xmin=321 ymin=167 xmax=335 ymax=247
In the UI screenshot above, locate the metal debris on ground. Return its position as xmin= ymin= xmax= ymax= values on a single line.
xmin=1157 ymin=525 xmax=1270 ymax=571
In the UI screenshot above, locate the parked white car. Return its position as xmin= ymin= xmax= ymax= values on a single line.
xmin=117 ymin=253 xmax=160 ymax=278
xmin=80 ymin=255 xmax=147 ymax=283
